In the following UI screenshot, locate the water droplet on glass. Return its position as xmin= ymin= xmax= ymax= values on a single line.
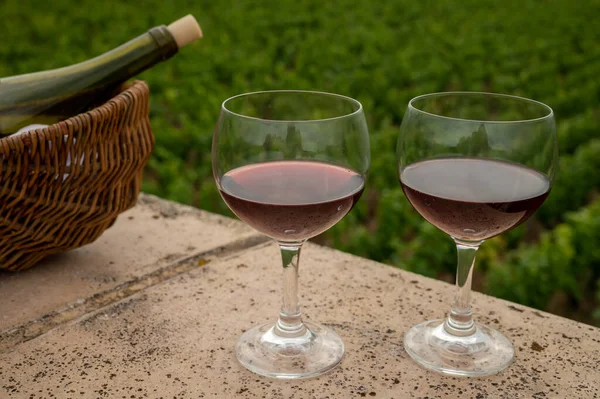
xmin=337 ymin=205 xmax=344 ymax=211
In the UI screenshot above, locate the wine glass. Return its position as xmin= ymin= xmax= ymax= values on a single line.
xmin=212 ymin=90 xmax=370 ymax=379
xmin=397 ymin=92 xmax=557 ymax=377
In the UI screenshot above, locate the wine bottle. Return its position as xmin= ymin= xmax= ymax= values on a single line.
xmin=0 ymin=14 xmax=203 ymax=136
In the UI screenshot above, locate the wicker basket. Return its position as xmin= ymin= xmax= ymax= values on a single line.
xmin=0 ymin=80 xmax=153 ymax=271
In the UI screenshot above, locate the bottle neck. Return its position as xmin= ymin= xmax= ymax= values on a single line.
xmin=147 ymin=26 xmax=179 ymax=63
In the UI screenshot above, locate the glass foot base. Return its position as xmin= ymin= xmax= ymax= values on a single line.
xmin=404 ymin=319 xmax=514 ymax=377
xmin=235 ymin=321 xmax=344 ymax=379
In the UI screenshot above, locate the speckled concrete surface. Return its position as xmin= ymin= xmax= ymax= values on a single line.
xmin=1 ymin=218 xmax=598 ymax=399
xmin=0 ymin=193 xmax=262 ymax=350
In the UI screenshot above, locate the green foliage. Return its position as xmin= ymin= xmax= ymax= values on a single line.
xmin=1 ymin=0 xmax=599 ymax=324
xmin=488 ymin=199 xmax=600 ymax=320
xmin=538 ymin=140 xmax=600 ymax=226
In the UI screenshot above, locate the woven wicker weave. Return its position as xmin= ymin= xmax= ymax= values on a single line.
xmin=0 ymin=80 xmax=153 ymax=271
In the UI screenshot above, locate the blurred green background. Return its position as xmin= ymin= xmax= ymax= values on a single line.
xmin=2 ymin=0 xmax=599 ymax=325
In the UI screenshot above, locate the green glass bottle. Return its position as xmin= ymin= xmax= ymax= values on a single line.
xmin=0 ymin=15 xmax=202 ymax=135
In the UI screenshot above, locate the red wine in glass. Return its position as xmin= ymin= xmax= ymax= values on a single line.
xmin=213 ymin=90 xmax=369 ymax=379
xmin=400 ymin=158 xmax=550 ymax=241
xmin=220 ymin=160 xmax=365 ymax=241
xmin=398 ymin=92 xmax=556 ymax=377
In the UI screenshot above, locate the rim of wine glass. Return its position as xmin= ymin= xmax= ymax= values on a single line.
xmin=408 ymin=91 xmax=554 ymax=124
xmin=221 ymin=90 xmax=363 ymax=123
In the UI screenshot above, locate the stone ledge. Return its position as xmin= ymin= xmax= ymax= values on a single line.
xmin=0 ymin=193 xmax=264 ymax=347
xmin=0 ymin=195 xmax=598 ymax=398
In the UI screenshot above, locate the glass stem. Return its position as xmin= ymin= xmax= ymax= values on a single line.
xmin=444 ymin=239 xmax=481 ymax=336
xmin=275 ymin=242 xmax=306 ymax=338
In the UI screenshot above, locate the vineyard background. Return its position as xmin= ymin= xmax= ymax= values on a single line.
xmin=1 ymin=0 xmax=599 ymax=325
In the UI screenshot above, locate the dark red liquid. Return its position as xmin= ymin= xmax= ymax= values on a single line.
xmin=219 ymin=161 xmax=364 ymax=241
xmin=400 ymin=158 xmax=550 ymax=241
